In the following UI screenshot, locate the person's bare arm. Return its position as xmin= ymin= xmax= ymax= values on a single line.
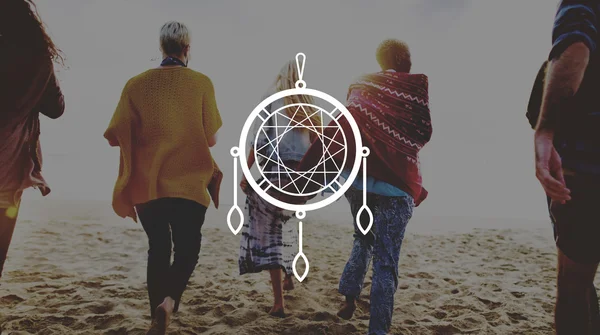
xmin=37 ymin=66 xmax=65 ymax=119
xmin=239 ymin=149 xmax=255 ymax=193
xmin=537 ymin=0 xmax=598 ymax=130
xmin=207 ymin=132 xmax=218 ymax=147
xmin=534 ymin=1 xmax=597 ymax=202
xmin=536 ymin=43 xmax=589 ymax=132
xmin=247 ymin=149 xmax=256 ymax=169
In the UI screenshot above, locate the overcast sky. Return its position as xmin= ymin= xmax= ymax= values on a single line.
xmin=29 ymin=0 xmax=560 ymax=221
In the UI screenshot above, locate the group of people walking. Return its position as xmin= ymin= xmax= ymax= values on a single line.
xmin=2 ymin=0 xmax=600 ymax=334
xmin=237 ymin=38 xmax=432 ymax=335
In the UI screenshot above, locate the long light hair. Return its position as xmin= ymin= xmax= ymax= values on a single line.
xmin=273 ymin=60 xmax=322 ymax=141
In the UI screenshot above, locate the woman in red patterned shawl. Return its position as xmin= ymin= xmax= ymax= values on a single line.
xmin=0 ymin=0 xmax=65 ymax=280
xmin=296 ymin=39 xmax=432 ymax=335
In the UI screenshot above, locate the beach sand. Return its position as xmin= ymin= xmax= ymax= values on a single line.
xmin=0 ymin=197 xmax=590 ymax=334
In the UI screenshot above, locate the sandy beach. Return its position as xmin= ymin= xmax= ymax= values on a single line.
xmin=0 ymin=196 xmax=581 ymax=335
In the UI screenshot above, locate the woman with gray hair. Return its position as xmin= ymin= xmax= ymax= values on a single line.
xmin=104 ymin=21 xmax=222 ymax=335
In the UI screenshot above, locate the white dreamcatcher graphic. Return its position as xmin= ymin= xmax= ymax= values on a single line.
xmin=227 ymin=53 xmax=373 ymax=282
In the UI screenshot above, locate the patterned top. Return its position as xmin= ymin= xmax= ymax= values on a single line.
xmin=341 ymin=71 xmax=410 ymax=197
xmin=295 ymin=70 xmax=431 ymax=205
xmin=549 ymin=0 xmax=600 ymax=175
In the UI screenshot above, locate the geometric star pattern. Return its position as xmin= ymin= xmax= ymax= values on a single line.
xmin=254 ymin=103 xmax=347 ymax=197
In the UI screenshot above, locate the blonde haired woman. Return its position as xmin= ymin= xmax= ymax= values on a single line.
xmin=104 ymin=21 xmax=222 ymax=335
xmin=239 ymin=60 xmax=321 ymax=317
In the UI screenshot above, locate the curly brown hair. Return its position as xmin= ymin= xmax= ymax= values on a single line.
xmin=376 ymin=39 xmax=411 ymax=73
xmin=0 ymin=0 xmax=64 ymax=64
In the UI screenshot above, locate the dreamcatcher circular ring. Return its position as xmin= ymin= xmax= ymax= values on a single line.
xmin=237 ymin=87 xmax=362 ymax=211
xmin=228 ymin=53 xmax=371 ymax=282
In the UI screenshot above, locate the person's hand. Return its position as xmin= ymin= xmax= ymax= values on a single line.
xmin=535 ymin=129 xmax=570 ymax=204
xmin=240 ymin=178 xmax=249 ymax=194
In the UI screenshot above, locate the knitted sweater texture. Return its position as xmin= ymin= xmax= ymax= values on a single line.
xmin=104 ymin=67 xmax=222 ymax=221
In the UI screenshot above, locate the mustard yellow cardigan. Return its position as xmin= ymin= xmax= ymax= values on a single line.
xmin=104 ymin=67 xmax=222 ymax=221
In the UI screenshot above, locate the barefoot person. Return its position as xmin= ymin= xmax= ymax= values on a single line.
xmin=0 ymin=0 xmax=65 ymax=279
xmin=296 ymin=39 xmax=432 ymax=335
xmin=238 ymin=59 xmax=321 ymax=318
xmin=104 ymin=21 xmax=222 ymax=335
xmin=533 ymin=2 xmax=600 ymax=334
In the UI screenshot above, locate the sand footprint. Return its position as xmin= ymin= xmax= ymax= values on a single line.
xmin=0 ymin=294 xmax=25 ymax=307
xmin=84 ymin=314 xmax=126 ymax=330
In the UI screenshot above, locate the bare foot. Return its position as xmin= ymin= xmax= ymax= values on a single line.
xmin=269 ymin=305 xmax=286 ymax=318
xmin=149 ymin=297 xmax=175 ymax=335
xmin=283 ymin=274 xmax=295 ymax=291
xmin=146 ymin=319 xmax=163 ymax=335
xmin=337 ymin=301 xmax=356 ymax=320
